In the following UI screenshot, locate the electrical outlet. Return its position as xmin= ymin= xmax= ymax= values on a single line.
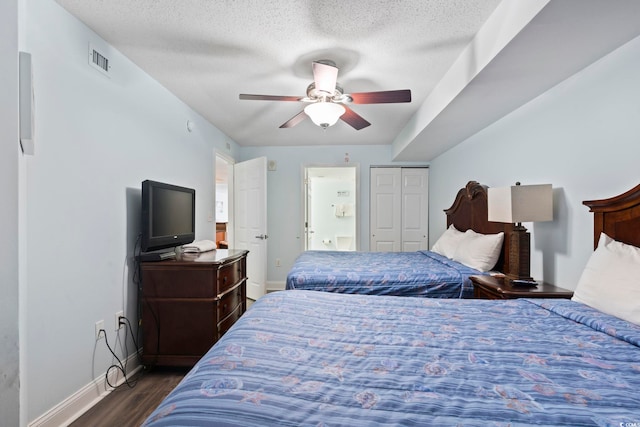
xmin=115 ymin=310 xmax=124 ymax=330
xmin=95 ymin=320 xmax=104 ymax=339
xmin=275 ymin=258 xmax=281 ymax=267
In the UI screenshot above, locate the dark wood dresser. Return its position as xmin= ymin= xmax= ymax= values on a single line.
xmin=470 ymin=275 xmax=574 ymax=300
xmin=140 ymin=249 xmax=248 ymax=367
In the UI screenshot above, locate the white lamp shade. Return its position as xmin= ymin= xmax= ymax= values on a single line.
xmin=304 ymin=102 xmax=345 ymax=127
xmin=488 ymin=184 xmax=553 ymax=223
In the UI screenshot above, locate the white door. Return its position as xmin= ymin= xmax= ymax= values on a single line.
xmin=234 ymin=157 xmax=267 ymax=300
xmin=401 ymin=168 xmax=429 ymax=251
xmin=370 ymin=168 xmax=401 ymax=251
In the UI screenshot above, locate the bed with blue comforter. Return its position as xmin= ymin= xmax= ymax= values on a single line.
xmin=143 ymin=290 xmax=640 ymax=426
xmin=285 ymin=250 xmax=484 ymax=298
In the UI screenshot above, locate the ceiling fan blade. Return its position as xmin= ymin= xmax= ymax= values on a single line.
xmin=312 ymin=61 xmax=338 ymax=95
xmin=348 ymin=89 xmax=412 ymax=104
xmin=340 ymin=106 xmax=371 ymax=130
xmin=240 ymin=94 xmax=304 ymax=102
xmin=279 ymin=110 xmax=308 ymax=128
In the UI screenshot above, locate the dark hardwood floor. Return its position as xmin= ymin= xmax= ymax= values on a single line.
xmin=70 ymin=366 xmax=188 ymax=427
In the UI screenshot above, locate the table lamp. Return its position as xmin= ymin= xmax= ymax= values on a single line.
xmin=488 ymin=182 xmax=553 ymax=281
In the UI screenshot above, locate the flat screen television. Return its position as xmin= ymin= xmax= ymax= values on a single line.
xmin=141 ymin=180 xmax=195 ymax=253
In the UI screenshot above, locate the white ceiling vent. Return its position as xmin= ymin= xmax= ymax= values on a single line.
xmin=88 ymin=43 xmax=110 ymax=77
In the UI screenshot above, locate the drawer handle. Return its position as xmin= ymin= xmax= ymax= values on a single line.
xmin=223 ymin=303 xmax=228 ymax=311
xmin=223 ymin=277 xmax=227 ymax=283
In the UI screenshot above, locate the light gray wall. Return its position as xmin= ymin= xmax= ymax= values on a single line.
xmin=429 ymin=34 xmax=640 ymax=290
xmin=239 ymin=145 xmax=426 ymax=286
xmin=1 ymin=0 xmax=20 ymax=425
xmin=20 ymin=0 xmax=239 ymax=422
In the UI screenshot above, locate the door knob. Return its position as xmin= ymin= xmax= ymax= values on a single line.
xmin=255 ymin=234 xmax=268 ymax=240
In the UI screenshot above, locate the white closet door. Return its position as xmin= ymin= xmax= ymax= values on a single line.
xmin=370 ymin=168 xmax=401 ymax=251
xmin=401 ymin=168 xmax=429 ymax=251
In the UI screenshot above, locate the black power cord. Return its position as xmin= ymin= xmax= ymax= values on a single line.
xmin=120 ymin=315 xmax=142 ymax=364
xmin=132 ymin=232 xmax=164 ymax=369
xmin=98 ymin=328 xmax=137 ymax=389
xmin=132 ymin=232 xmax=145 ymax=363
xmin=97 ymin=312 xmax=144 ymax=390
xmin=95 ymin=233 xmax=150 ymax=390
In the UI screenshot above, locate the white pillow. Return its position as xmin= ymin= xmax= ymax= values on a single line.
xmin=452 ymin=229 xmax=504 ymax=272
xmin=572 ymin=233 xmax=640 ymax=326
xmin=431 ymin=225 xmax=466 ymax=259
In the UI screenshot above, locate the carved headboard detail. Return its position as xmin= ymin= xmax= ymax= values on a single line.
xmin=444 ymin=181 xmax=511 ymax=273
xmin=583 ymin=183 xmax=640 ymax=249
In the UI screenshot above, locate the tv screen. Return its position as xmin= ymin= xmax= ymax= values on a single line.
xmin=141 ymin=180 xmax=195 ymax=253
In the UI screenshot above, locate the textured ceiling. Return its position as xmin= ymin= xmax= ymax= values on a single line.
xmin=54 ymin=0 xmax=640 ymax=158
xmin=55 ymin=0 xmax=502 ymax=148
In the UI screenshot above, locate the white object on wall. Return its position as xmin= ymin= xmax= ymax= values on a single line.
xmin=88 ymin=43 xmax=111 ymax=77
xmin=335 ymin=235 xmax=353 ymax=251
xmin=215 ymin=183 xmax=229 ymax=223
xmin=19 ymin=51 xmax=35 ymax=155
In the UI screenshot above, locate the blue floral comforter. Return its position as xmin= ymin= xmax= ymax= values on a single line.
xmin=144 ymin=290 xmax=640 ymax=426
xmin=286 ymin=250 xmax=483 ymax=298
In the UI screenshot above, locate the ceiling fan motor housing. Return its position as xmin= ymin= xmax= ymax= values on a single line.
xmin=306 ymin=82 xmax=348 ymax=103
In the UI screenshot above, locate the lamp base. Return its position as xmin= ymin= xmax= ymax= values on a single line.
xmin=506 ymin=224 xmax=533 ymax=281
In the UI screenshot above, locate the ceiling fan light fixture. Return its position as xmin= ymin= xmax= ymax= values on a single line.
xmin=304 ymin=102 xmax=346 ymax=129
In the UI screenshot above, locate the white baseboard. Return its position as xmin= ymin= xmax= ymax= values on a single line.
xmin=28 ymin=353 xmax=142 ymax=427
xmin=266 ymin=280 xmax=286 ymax=292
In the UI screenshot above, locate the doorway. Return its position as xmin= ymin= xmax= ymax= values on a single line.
xmin=215 ymin=154 xmax=233 ymax=248
xmin=303 ymin=165 xmax=359 ymax=251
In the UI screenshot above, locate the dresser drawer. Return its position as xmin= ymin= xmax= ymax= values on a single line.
xmin=142 ymin=268 xmax=216 ymax=298
xmin=217 ymin=259 xmax=243 ymax=294
xmin=217 ymin=283 xmax=244 ymax=320
xmin=218 ymin=303 xmax=243 ymax=339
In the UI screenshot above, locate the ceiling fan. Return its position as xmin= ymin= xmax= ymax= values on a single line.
xmin=239 ymin=60 xmax=411 ymax=130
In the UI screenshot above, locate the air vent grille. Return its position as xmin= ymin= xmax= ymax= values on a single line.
xmin=92 ymin=49 xmax=108 ymax=71
xmin=88 ymin=43 xmax=111 ymax=77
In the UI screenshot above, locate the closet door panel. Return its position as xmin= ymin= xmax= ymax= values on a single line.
xmin=401 ymin=168 xmax=429 ymax=251
xmin=370 ymin=168 xmax=401 ymax=251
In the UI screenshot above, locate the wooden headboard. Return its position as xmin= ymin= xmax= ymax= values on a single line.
xmin=583 ymin=183 xmax=640 ymax=250
xmin=444 ymin=181 xmax=512 ymax=273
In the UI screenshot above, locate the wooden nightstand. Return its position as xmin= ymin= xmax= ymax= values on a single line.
xmin=470 ymin=275 xmax=574 ymax=300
